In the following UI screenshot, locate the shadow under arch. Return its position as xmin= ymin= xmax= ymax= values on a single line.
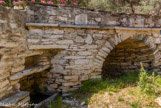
xmin=93 ymin=34 xmax=159 ymax=79
xmin=102 ymin=38 xmax=155 ymax=79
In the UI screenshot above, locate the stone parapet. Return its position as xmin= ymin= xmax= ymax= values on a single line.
xmin=26 ymin=3 xmax=161 ymax=28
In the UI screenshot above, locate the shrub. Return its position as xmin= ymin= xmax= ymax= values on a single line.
xmin=138 ymin=63 xmax=161 ymax=96
xmin=0 ymin=0 xmax=90 ymax=7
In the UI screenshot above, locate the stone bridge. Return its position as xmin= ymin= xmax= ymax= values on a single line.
xmin=0 ymin=3 xmax=161 ymax=107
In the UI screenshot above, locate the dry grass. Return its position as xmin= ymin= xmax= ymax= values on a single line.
xmin=87 ymin=87 xmax=159 ymax=108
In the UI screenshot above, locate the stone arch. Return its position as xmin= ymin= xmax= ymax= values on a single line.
xmin=0 ymin=54 xmax=2 ymax=61
xmin=92 ymin=34 xmax=158 ymax=79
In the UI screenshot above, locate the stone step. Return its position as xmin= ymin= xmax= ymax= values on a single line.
xmin=0 ymin=91 xmax=29 ymax=107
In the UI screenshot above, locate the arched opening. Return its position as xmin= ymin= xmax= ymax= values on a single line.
xmin=0 ymin=53 xmax=2 ymax=62
xmin=102 ymin=38 xmax=154 ymax=79
xmin=20 ymin=70 xmax=50 ymax=104
xmin=19 ymin=50 xmax=60 ymax=104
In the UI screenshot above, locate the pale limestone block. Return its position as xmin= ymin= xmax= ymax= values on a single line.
xmin=75 ymin=59 xmax=89 ymax=65
xmin=94 ymin=58 xmax=104 ymax=64
xmin=155 ymin=38 xmax=161 ymax=44
xmin=64 ymin=56 xmax=85 ymax=59
xmin=98 ymin=51 xmax=107 ymax=58
xmin=85 ymin=35 xmax=93 ymax=44
xmin=50 ymin=84 xmax=58 ymax=88
xmin=102 ymin=47 xmax=110 ymax=53
xmin=75 ymin=14 xmax=88 ymax=25
xmin=27 ymin=39 xmax=40 ymax=43
xmin=93 ymin=34 xmax=103 ymax=40
xmin=75 ymin=37 xmax=84 ymax=43
xmin=80 ymin=75 xmax=88 ymax=81
xmin=56 ymin=40 xmax=73 ymax=45
xmin=153 ymin=33 xmax=159 ymax=38
xmin=95 ymin=18 xmax=101 ymax=22
xmin=29 ymin=45 xmax=68 ymax=49
xmin=64 ymin=76 xmax=78 ymax=81
xmin=78 ymin=51 xmax=92 ymax=56
xmin=47 ymin=10 xmax=56 ymax=15
xmin=0 ymin=72 xmax=9 ymax=81
xmin=58 ymin=16 xmax=68 ymax=21
xmin=93 ymin=61 xmax=102 ymax=67
xmin=11 ymin=65 xmax=25 ymax=73
xmin=62 ymin=82 xmax=80 ymax=87
xmin=49 ymin=35 xmax=63 ymax=39
xmin=96 ymin=55 xmax=105 ymax=61
xmin=105 ymin=41 xmax=113 ymax=50
xmin=0 ymin=79 xmax=9 ymax=89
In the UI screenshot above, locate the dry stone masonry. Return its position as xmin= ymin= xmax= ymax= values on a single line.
xmin=0 ymin=2 xmax=161 ymax=108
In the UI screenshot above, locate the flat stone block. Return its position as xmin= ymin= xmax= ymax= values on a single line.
xmin=29 ymin=45 xmax=68 ymax=49
xmin=0 ymin=91 xmax=29 ymax=107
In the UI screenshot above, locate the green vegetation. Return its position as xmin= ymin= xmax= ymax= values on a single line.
xmin=130 ymin=101 xmax=140 ymax=108
xmin=77 ymin=72 xmax=139 ymax=94
xmin=77 ymin=63 xmax=161 ymax=97
xmin=89 ymin=0 xmax=160 ymax=14
xmin=49 ymin=101 xmax=54 ymax=108
xmin=50 ymin=96 xmax=62 ymax=108
xmin=108 ymin=92 xmax=113 ymax=96
xmin=118 ymin=97 xmax=124 ymax=102
xmin=128 ymin=90 xmax=135 ymax=96
xmin=138 ymin=63 xmax=161 ymax=97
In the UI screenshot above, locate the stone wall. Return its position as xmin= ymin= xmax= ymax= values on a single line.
xmin=0 ymin=6 xmax=26 ymax=98
xmin=0 ymin=6 xmax=31 ymax=107
xmin=27 ymin=24 xmax=161 ymax=94
xmin=0 ymin=6 xmax=55 ymax=107
xmin=0 ymin=3 xmax=161 ymax=107
xmin=26 ymin=4 xmax=161 ymax=27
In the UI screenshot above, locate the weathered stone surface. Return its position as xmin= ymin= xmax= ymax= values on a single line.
xmin=80 ymin=75 xmax=88 ymax=81
xmin=85 ymin=35 xmax=93 ymax=44
xmin=93 ymin=34 xmax=103 ymax=40
xmin=56 ymin=40 xmax=74 ymax=45
xmin=10 ymin=65 xmax=50 ymax=80
xmin=50 ymin=84 xmax=58 ymax=88
xmin=75 ymin=59 xmax=89 ymax=65
xmin=29 ymin=45 xmax=68 ymax=49
xmin=155 ymin=38 xmax=161 ymax=44
xmin=64 ymin=56 xmax=86 ymax=59
xmin=75 ymin=14 xmax=88 ymax=25
xmin=0 ymin=91 xmax=29 ymax=107
xmin=11 ymin=65 xmax=25 ymax=74
xmin=0 ymin=79 xmax=9 ymax=89
xmin=64 ymin=76 xmax=79 ymax=81
xmin=78 ymin=51 xmax=92 ymax=56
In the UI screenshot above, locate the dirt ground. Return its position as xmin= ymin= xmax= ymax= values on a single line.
xmin=61 ymin=87 xmax=161 ymax=108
